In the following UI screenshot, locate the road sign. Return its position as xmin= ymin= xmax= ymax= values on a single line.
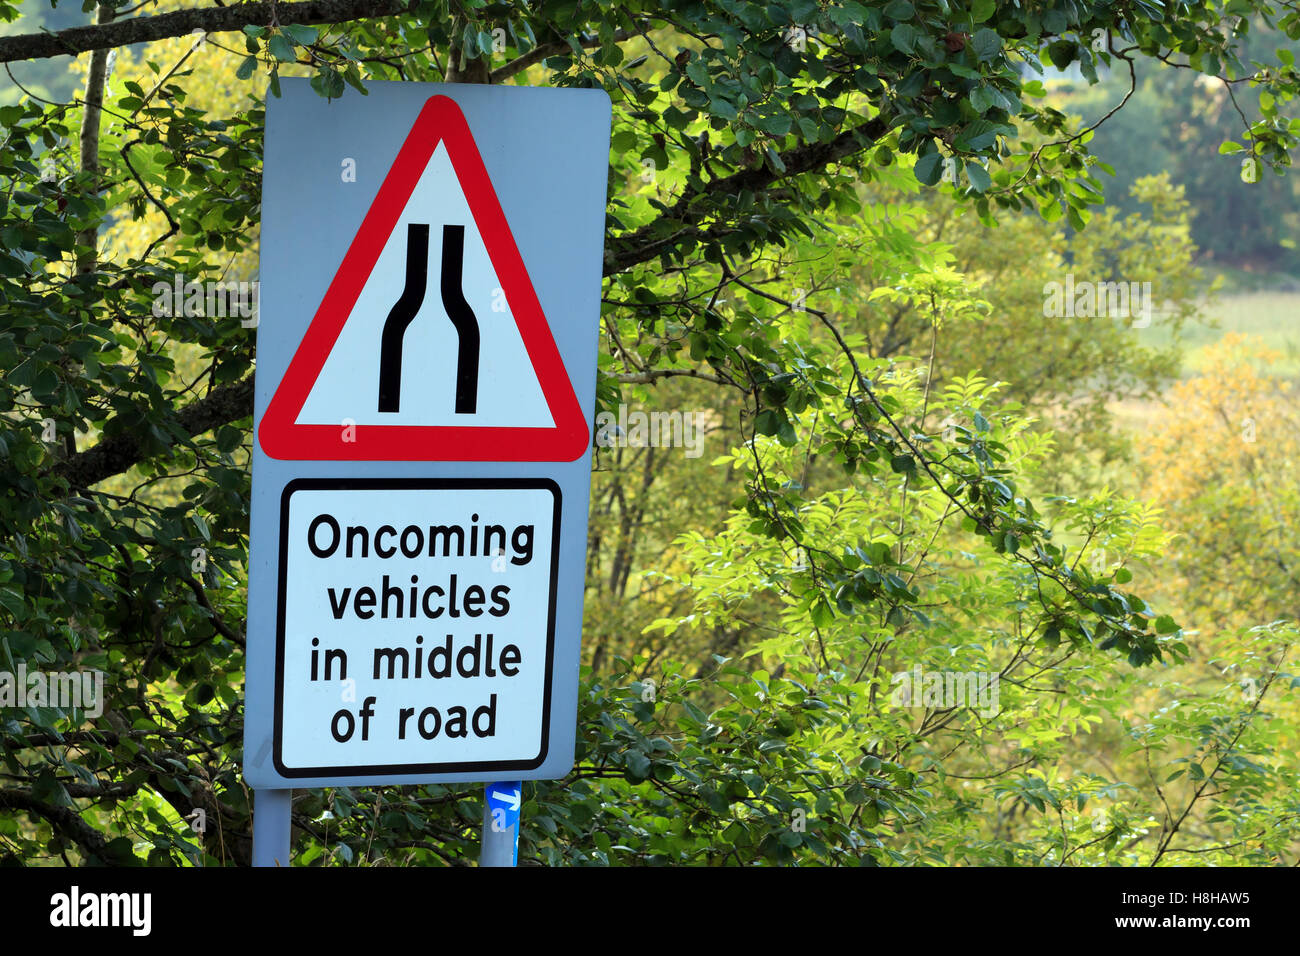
xmin=243 ymin=79 xmax=610 ymax=789
xmin=258 ymin=94 xmax=589 ymax=462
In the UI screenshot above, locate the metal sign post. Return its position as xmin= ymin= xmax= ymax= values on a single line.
xmin=481 ymin=781 xmax=522 ymax=867
xmin=251 ymin=788 xmax=293 ymax=867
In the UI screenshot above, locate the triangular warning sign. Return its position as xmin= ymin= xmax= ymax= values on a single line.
xmin=259 ymin=95 xmax=590 ymax=462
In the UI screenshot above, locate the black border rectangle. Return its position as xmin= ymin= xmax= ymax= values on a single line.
xmin=272 ymin=477 xmax=561 ymax=780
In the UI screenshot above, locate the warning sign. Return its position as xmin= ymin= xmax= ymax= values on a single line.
xmin=258 ymin=94 xmax=589 ymax=463
xmin=244 ymin=80 xmax=610 ymax=788
xmin=274 ymin=478 xmax=560 ymax=777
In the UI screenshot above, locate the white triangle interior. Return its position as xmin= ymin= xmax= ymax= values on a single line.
xmin=296 ymin=143 xmax=554 ymax=429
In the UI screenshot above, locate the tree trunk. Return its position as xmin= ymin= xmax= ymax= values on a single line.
xmin=445 ymin=18 xmax=491 ymax=83
xmin=75 ymin=3 xmax=114 ymax=275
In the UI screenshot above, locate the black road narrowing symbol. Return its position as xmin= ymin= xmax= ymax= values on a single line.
xmin=439 ymin=224 xmax=480 ymax=414
xmin=377 ymin=223 xmax=481 ymax=415
xmin=377 ymin=223 xmax=427 ymax=413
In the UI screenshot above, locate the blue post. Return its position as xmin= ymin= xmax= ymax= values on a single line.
xmin=252 ymin=788 xmax=293 ymax=867
xmin=481 ymin=781 xmax=522 ymax=867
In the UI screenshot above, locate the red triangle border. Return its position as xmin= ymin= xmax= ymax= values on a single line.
xmin=258 ymin=94 xmax=590 ymax=462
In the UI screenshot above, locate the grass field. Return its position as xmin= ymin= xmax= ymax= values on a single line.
xmin=1138 ymin=290 xmax=1300 ymax=378
xmin=1107 ymin=287 xmax=1300 ymax=438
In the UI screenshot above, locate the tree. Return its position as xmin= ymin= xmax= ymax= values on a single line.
xmin=1139 ymin=333 xmax=1300 ymax=628
xmin=1068 ymin=16 xmax=1300 ymax=272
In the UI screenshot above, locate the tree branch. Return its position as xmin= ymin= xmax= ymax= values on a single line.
xmin=490 ymin=31 xmax=634 ymax=83
xmin=0 ymin=0 xmax=412 ymax=65
xmin=0 ymin=788 xmax=113 ymax=861
xmin=615 ymin=368 xmax=730 ymax=386
xmin=603 ymin=117 xmax=887 ymax=276
xmin=490 ymin=41 xmax=567 ymax=83
xmin=52 ymin=376 xmax=254 ymax=491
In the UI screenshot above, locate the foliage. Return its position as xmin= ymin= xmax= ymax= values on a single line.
xmin=1068 ymin=17 xmax=1300 ymax=271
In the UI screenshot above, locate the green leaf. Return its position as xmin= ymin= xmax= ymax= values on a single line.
xmin=754 ymin=409 xmax=781 ymax=436
xmin=663 ymin=105 xmax=692 ymax=130
xmin=461 ymin=23 xmax=480 ymax=59
xmin=970 ymin=28 xmax=1001 ymax=62
xmin=626 ymin=751 xmax=651 ymax=779
xmin=1046 ymin=40 xmax=1076 ymax=71
xmin=310 ymin=68 xmax=346 ymax=99
xmin=964 ymin=161 xmax=991 ymax=192
xmin=969 ymin=84 xmax=996 ymax=114
xmin=686 ymin=58 xmax=710 ymax=88
xmin=811 ymin=598 xmax=834 ymax=628
xmin=890 ymin=23 xmax=922 ymax=55
xmin=282 ymin=24 xmax=319 ymax=46
xmin=758 ymin=113 xmax=793 ymax=136
xmin=914 ymin=151 xmax=944 ymax=185
xmin=710 ymin=97 xmax=738 ymax=121
xmin=1154 ymin=614 xmax=1179 ymax=634
xmin=268 ymin=34 xmax=296 ymax=62
xmin=953 ymin=119 xmax=1000 ymax=152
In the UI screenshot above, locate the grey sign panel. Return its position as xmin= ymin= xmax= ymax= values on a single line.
xmin=243 ymin=79 xmax=609 ymax=788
